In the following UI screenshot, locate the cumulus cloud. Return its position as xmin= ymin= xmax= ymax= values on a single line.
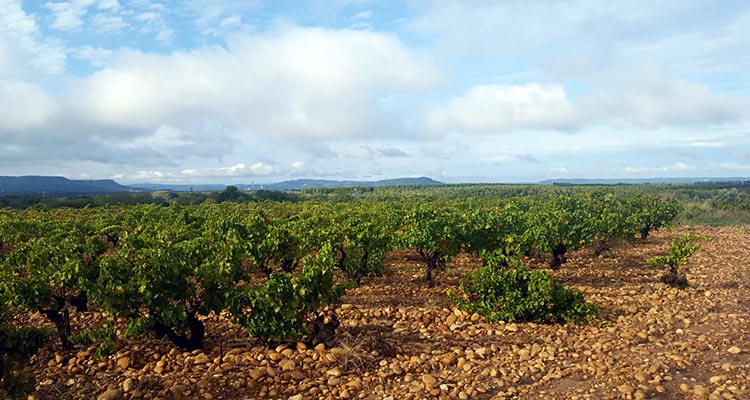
xmin=715 ymin=163 xmax=750 ymax=173
xmin=89 ymin=13 xmax=128 ymax=34
xmin=581 ymin=66 xmax=748 ymax=128
xmin=182 ymin=162 xmax=275 ymax=178
xmin=73 ymin=45 xmax=113 ymax=68
xmin=1 ymin=0 xmax=66 ymax=75
xmin=46 ymin=1 xmax=90 ymax=31
xmin=427 ymin=84 xmax=576 ymax=134
xmin=624 ymin=162 xmax=694 ymax=174
xmin=0 ymin=80 xmax=58 ymax=132
xmin=45 ymin=0 xmax=122 ymax=31
xmin=480 ymin=153 xmax=540 ymax=164
xmin=71 ymin=25 xmax=441 ymax=139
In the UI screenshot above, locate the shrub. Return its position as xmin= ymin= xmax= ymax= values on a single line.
xmin=0 ymin=304 xmax=52 ymax=399
xmin=647 ymin=233 xmax=708 ymax=288
xmin=449 ymin=254 xmax=597 ymax=324
xmin=228 ymin=244 xmax=351 ymax=342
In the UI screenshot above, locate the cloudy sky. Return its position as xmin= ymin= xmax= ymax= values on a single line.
xmin=1 ymin=0 xmax=749 ymax=183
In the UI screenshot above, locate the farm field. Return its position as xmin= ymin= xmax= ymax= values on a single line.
xmin=22 ymin=225 xmax=750 ymax=400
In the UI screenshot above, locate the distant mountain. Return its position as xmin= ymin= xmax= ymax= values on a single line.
xmin=131 ymin=177 xmax=442 ymax=192
xmin=0 ymin=176 xmax=135 ymax=195
xmin=130 ymin=183 xmax=228 ymax=192
xmin=255 ymin=177 xmax=442 ymax=191
xmin=538 ymin=177 xmax=750 ymax=185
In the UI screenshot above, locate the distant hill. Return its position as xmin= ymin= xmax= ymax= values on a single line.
xmin=131 ymin=177 xmax=443 ymax=192
xmin=0 ymin=176 xmax=135 ymax=195
xmin=254 ymin=177 xmax=442 ymax=191
xmin=130 ymin=183 xmax=228 ymax=192
xmin=538 ymin=177 xmax=750 ymax=185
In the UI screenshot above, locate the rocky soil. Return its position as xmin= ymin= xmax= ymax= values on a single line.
xmin=24 ymin=226 xmax=750 ymax=400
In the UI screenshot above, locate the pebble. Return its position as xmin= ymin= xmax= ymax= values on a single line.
xmin=122 ymin=378 xmax=134 ymax=393
xmin=97 ymin=389 xmax=122 ymax=400
xmin=421 ymin=374 xmax=437 ymax=390
xmin=193 ymin=354 xmax=211 ymax=364
xmin=694 ymin=385 xmax=709 ymax=397
xmin=727 ymin=346 xmax=742 ymax=354
xmin=617 ymin=384 xmax=634 ymax=395
xmin=116 ymin=356 xmax=131 ymax=370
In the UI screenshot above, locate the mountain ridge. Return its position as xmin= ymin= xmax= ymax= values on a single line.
xmin=4 ymin=175 xmax=750 ymax=196
xmin=0 ymin=176 xmax=135 ymax=195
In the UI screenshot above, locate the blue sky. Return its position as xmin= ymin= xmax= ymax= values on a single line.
xmin=1 ymin=0 xmax=748 ymax=183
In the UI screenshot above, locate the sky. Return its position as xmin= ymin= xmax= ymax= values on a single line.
xmin=1 ymin=0 xmax=749 ymax=184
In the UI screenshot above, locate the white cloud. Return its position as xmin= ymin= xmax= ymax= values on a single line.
xmin=427 ymin=84 xmax=576 ymax=134
xmin=714 ymin=163 xmax=750 ymax=173
xmin=132 ymin=170 xmax=169 ymax=180
xmin=353 ymin=11 xmax=372 ymax=19
xmin=45 ymin=0 xmax=121 ymax=31
xmin=0 ymin=0 xmax=66 ymax=75
xmin=71 ymin=25 xmax=441 ymax=139
xmin=690 ymin=142 xmax=725 ymax=148
xmin=73 ymin=45 xmax=113 ymax=68
xmin=624 ymin=162 xmax=694 ymax=174
xmin=1 ymin=0 xmax=38 ymax=36
xmin=89 ymin=13 xmax=128 ymax=34
xmin=96 ymin=0 xmax=119 ymax=10
xmin=113 ymin=125 xmax=191 ymax=150
xmin=46 ymin=1 xmax=91 ymax=31
xmin=582 ymin=65 xmax=748 ymax=127
xmin=182 ymin=162 xmax=275 ymax=178
xmin=184 ymin=0 xmax=258 ymax=36
xmin=131 ymin=7 xmax=173 ymax=44
xmin=0 ymin=80 xmax=58 ymax=132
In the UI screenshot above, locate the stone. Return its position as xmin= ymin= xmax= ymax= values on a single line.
xmin=326 ymin=368 xmax=342 ymax=377
xmin=727 ymin=346 xmax=742 ymax=354
xmin=279 ymin=359 xmax=296 ymax=371
xmin=116 ymin=356 xmax=131 ymax=370
xmin=170 ymin=384 xmax=187 ymax=400
xmin=193 ymin=354 xmax=211 ymax=364
xmin=693 ymin=386 xmax=709 ymax=397
xmin=421 ymin=374 xmax=437 ymax=390
xmin=250 ymin=368 xmax=266 ymax=380
xmin=617 ymin=385 xmax=634 ymax=395
xmin=122 ymin=378 xmax=134 ymax=393
xmin=441 ymin=354 xmax=456 ymax=366
xmin=97 ymin=389 xmax=122 ymax=400
xmin=634 ymin=372 xmax=650 ymax=383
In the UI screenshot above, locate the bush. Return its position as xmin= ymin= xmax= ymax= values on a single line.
xmin=647 ymin=233 xmax=708 ymax=288
xmin=449 ymin=254 xmax=597 ymax=324
xmin=228 ymin=244 xmax=351 ymax=342
xmin=1 ymin=304 xmax=52 ymax=399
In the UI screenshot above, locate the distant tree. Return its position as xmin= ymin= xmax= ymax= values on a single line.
xmin=214 ymin=186 xmax=249 ymax=203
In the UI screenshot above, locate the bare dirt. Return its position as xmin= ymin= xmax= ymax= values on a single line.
xmin=26 ymin=226 xmax=750 ymax=400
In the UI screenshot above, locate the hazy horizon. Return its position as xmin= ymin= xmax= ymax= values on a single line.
xmin=1 ymin=1 xmax=748 ymax=184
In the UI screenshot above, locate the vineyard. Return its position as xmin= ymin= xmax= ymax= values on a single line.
xmin=1 ymin=189 xmax=749 ymax=399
